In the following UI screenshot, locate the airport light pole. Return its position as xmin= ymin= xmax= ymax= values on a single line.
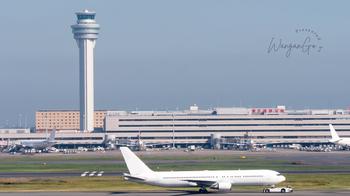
xmin=18 ymin=114 xmax=22 ymax=128
xmin=172 ymin=113 xmax=175 ymax=149
xmin=24 ymin=115 xmax=27 ymax=129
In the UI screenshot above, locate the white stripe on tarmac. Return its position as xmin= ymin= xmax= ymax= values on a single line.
xmin=80 ymin=171 xmax=89 ymax=177
xmin=89 ymin=171 xmax=97 ymax=176
xmin=97 ymin=171 xmax=104 ymax=176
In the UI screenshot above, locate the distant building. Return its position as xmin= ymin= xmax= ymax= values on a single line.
xmin=35 ymin=110 xmax=106 ymax=132
xmin=31 ymin=105 xmax=350 ymax=147
xmin=104 ymin=105 xmax=350 ymax=145
xmin=0 ymin=128 xmax=30 ymax=134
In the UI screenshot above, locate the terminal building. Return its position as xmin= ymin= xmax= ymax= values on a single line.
xmin=103 ymin=105 xmax=350 ymax=146
xmin=1 ymin=105 xmax=349 ymax=148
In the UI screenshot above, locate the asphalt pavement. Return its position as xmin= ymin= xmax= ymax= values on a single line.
xmin=0 ymin=191 xmax=350 ymax=196
xmin=1 ymin=169 xmax=350 ymax=178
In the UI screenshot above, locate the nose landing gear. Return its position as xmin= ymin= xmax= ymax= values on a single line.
xmin=199 ymin=187 xmax=208 ymax=193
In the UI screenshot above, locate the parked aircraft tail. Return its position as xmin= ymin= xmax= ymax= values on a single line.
xmin=329 ymin=124 xmax=340 ymax=142
xmin=48 ymin=129 xmax=56 ymax=142
xmin=120 ymin=147 xmax=154 ymax=176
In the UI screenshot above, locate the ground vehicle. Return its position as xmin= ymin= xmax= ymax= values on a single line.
xmin=263 ymin=187 xmax=293 ymax=193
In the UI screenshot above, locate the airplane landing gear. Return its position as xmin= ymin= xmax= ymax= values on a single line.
xmin=199 ymin=187 xmax=208 ymax=193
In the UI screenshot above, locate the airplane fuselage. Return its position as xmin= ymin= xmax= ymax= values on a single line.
xmin=335 ymin=138 xmax=350 ymax=146
xmin=20 ymin=140 xmax=55 ymax=149
xmin=125 ymin=169 xmax=285 ymax=188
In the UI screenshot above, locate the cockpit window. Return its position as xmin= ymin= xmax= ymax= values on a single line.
xmin=277 ymin=173 xmax=282 ymax=176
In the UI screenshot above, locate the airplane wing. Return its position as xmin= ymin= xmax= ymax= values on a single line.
xmin=116 ymin=143 xmax=134 ymax=147
xmin=123 ymin=173 xmax=146 ymax=181
xmin=182 ymin=179 xmax=217 ymax=187
xmin=144 ymin=143 xmax=172 ymax=147
xmin=330 ymin=138 xmax=342 ymax=143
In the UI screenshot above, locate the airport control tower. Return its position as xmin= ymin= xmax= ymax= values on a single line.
xmin=71 ymin=10 xmax=100 ymax=132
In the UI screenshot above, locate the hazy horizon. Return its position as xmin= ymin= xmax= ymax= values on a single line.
xmin=1 ymin=0 xmax=349 ymax=127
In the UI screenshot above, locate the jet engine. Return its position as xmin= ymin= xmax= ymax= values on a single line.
xmin=211 ymin=182 xmax=232 ymax=191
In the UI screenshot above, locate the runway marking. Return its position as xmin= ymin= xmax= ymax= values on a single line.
xmin=89 ymin=171 xmax=97 ymax=176
xmin=80 ymin=171 xmax=89 ymax=177
xmin=80 ymin=171 xmax=104 ymax=177
xmin=97 ymin=171 xmax=104 ymax=176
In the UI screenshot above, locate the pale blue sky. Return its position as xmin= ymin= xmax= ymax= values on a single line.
xmin=0 ymin=0 xmax=349 ymax=127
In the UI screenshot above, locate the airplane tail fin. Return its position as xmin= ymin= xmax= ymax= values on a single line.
xmin=48 ymin=129 xmax=56 ymax=142
xmin=120 ymin=147 xmax=154 ymax=176
xmin=329 ymin=124 xmax=340 ymax=142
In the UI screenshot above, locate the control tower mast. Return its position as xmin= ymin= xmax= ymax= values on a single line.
xmin=71 ymin=10 xmax=100 ymax=132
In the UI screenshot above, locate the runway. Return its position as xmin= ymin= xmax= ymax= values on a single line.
xmin=0 ymin=150 xmax=350 ymax=178
xmin=1 ymin=149 xmax=350 ymax=167
xmin=0 ymin=151 xmax=349 ymax=194
xmin=0 ymin=191 xmax=350 ymax=196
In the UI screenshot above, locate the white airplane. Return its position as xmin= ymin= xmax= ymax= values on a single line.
xmin=120 ymin=147 xmax=286 ymax=193
xmin=20 ymin=129 xmax=56 ymax=150
xmin=117 ymin=131 xmax=172 ymax=151
xmin=288 ymin=144 xmax=302 ymax=150
xmin=329 ymin=124 xmax=350 ymax=146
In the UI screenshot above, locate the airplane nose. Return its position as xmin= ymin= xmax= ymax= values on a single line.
xmin=280 ymin=175 xmax=286 ymax=182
